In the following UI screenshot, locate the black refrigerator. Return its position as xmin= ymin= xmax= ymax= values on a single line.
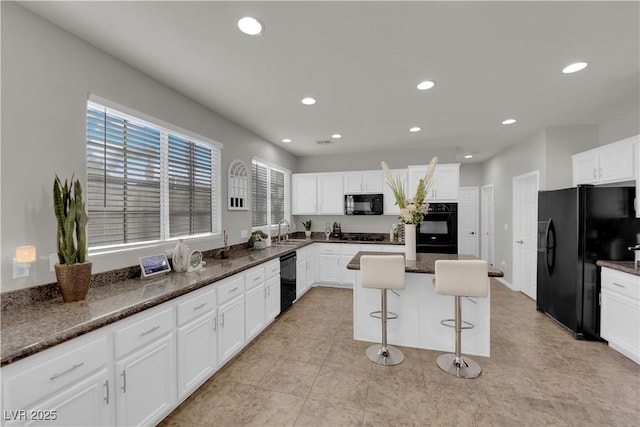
xmin=537 ymin=185 xmax=639 ymax=340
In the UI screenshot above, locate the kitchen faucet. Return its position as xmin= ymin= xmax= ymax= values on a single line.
xmin=277 ymin=219 xmax=290 ymax=243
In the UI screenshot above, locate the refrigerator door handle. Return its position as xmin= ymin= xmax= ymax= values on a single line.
xmin=546 ymin=219 xmax=556 ymax=276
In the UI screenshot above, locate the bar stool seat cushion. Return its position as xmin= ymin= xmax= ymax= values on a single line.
xmin=434 ymin=260 xmax=489 ymax=298
xmin=361 ymin=255 xmax=406 ymax=290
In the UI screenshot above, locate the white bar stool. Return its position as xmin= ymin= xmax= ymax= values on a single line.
xmin=434 ymin=259 xmax=489 ymax=378
xmin=361 ymin=254 xmax=406 ymax=366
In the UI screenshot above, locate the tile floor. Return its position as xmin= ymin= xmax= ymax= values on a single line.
xmin=160 ymin=281 xmax=640 ymax=427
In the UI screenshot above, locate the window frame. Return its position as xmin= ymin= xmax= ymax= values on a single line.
xmin=86 ymin=96 xmax=222 ymax=255
xmin=251 ymin=157 xmax=291 ymax=232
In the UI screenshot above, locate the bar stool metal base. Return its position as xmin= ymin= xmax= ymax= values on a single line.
xmin=366 ymin=344 xmax=404 ymax=366
xmin=436 ymin=353 xmax=482 ymax=379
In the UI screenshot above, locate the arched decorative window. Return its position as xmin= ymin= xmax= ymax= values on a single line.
xmin=228 ymin=160 xmax=249 ymax=210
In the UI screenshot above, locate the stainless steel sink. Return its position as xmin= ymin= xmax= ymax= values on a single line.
xmin=273 ymin=241 xmax=300 ymax=246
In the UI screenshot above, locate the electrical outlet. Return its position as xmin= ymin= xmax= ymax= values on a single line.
xmin=500 ymin=261 xmax=507 ymax=268
xmin=49 ymin=253 xmax=58 ymax=272
xmin=240 ymin=229 xmax=248 ymax=238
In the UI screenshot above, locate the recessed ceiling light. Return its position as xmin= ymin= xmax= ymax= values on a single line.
xmin=502 ymin=119 xmax=517 ymax=125
xmin=409 ymin=127 xmax=421 ymax=132
xmin=562 ymin=62 xmax=588 ymax=74
xmin=464 ymin=154 xmax=473 ymax=159
xmin=417 ymin=80 xmax=435 ymax=90
xmin=331 ymin=134 xmax=342 ymax=139
xmin=237 ymin=17 xmax=263 ymax=35
xmin=282 ymin=138 xmax=292 ymax=143
xmin=301 ymin=97 xmax=316 ymax=105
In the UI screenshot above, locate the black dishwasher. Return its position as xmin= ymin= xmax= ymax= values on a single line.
xmin=280 ymin=252 xmax=297 ymax=312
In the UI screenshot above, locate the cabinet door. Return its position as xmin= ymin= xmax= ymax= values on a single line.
xmin=383 ymin=169 xmax=406 ymax=215
xmin=317 ymin=254 xmax=340 ymax=283
xmin=116 ymin=334 xmax=176 ymax=427
xmin=601 ymin=291 xmax=640 ymax=364
xmin=296 ymin=260 xmax=307 ymax=299
xmin=572 ymin=150 xmax=599 ymax=185
xmin=362 ymin=171 xmax=383 ymax=193
xmin=407 ymin=166 xmax=427 ymax=199
xmin=245 ymin=284 xmax=266 ymax=342
xmin=292 ymin=174 xmax=317 ymax=214
xmin=218 ymin=295 xmax=245 ymax=366
xmin=265 ymin=276 xmax=281 ymax=321
xmin=177 ymin=313 xmax=217 ymax=400
xmin=317 ymin=174 xmax=344 ymax=214
xmin=599 ymin=138 xmax=635 ymax=184
xmin=306 ymin=257 xmax=316 ymax=291
xmin=432 ymin=164 xmax=459 ymax=200
xmin=339 ymin=255 xmax=355 ymax=288
xmin=24 ymin=369 xmax=113 ymax=427
xmin=343 ymin=172 xmax=363 ymax=194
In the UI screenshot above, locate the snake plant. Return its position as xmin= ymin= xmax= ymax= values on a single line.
xmin=53 ymin=175 xmax=88 ymax=264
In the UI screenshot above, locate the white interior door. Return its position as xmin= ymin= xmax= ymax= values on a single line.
xmin=458 ymin=187 xmax=479 ymax=256
xmin=512 ymin=171 xmax=539 ymax=300
xmin=480 ymin=184 xmax=494 ymax=265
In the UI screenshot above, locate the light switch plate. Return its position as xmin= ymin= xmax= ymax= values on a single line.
xmin=240 ymin=229 xmax=248 ymax=238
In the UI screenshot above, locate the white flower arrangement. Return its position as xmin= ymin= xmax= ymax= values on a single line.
xmin=381 ymin=156 xmax=438 ymax=225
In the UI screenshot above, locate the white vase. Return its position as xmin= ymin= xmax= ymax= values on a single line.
xmin=404 ymin=223 xmax=417 ymax=261
xmin=305 ymin=230 xmax=312 ymax=238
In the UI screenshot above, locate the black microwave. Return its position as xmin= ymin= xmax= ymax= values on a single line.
xmin=345 ymin=194 xmax=383 ymax=215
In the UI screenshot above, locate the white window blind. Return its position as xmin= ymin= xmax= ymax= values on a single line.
xmin=86 ymin=100 xmax=221 ymax=251
xmin=251 ymin=158 xmax=290 ymax=228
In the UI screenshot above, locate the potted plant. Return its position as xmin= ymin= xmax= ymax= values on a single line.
xmin=248 ymin=230 xmax=269 ymax=250
xmin=53 ymin=175 xmax=92 ymax=302
xmin=301 ymin=220 xmax=312 ymax=238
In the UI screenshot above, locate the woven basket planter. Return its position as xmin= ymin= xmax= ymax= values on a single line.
xmin=55 ymin=261 xmax=92 ymax=302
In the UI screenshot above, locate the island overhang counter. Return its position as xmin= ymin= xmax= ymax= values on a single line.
xmin=347 ymin=252 xmax=504 ymax=357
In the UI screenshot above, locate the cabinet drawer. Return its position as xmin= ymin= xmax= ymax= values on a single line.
xmin=115 ymin=307 xmax=174 ymax=358
xmin=245 ymin=266 xmax=266 ymax=291
xmin=602 ymin=268 xmax=640 ymax=301
xmin=217 ymin=275 xmax=245 ymax=305
xmin=4 ymin=336 xmax=108 ymax=411
xmin=296 ymin=247 xmax=306 ymax=260
xmin=341 ymin=244 xmax=361 ymax=256
xmin=265 ymin=260 xmax=280 ymax=280
xmin=176 ymin=286 xmax=217 ymax=326
xmin=317 ymin=244 xmax=340 ymax=255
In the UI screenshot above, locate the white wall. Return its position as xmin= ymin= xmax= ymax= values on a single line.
xmin=0 ymin=3 xmax=295 ymax=291
xmin=544 ymin=125 xmax=598 ymax=190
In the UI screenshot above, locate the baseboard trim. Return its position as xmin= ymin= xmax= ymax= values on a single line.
xmin=495 ymin=277 xmax=515 ymax=290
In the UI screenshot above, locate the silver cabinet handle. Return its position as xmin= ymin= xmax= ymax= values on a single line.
xmin=593 ymin=169 xmax=597 ymax=178
xmin=193 ymin=302 xmax=207 ymax=311
xmin=390 ymin=289 xmax=400 ymax=297
xmin=140 ymin=325 xmax=160 ymax=337
xmin=121 ymin=371 xmax=127 ymax=393
xmin=599 ymin=167 xmax=602 ymax=178
xmin=231 ymin=287 xmax=238 ymax=293
xmin=49 ymin=362 xmax=84 ymax=381
xmin=253 ymin=276 xmax=261 ymax=282
xmin=612 ymin=282 xmax=626 ymax=288
xmin=221 ymin=313 xmax=225 ymax=327
xmin=213 ymin=316 xmax=217 ymax=332
xmin=104 ymin=379 xmax=109 ymax=405
xmin=516 ymin=240 xmax=524 ymax=244
xmin=466 ymin=297 xmax=478 ymax=304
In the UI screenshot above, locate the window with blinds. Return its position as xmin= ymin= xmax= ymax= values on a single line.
xmin=251 ymin=159 xmax=290 ymax=229
xmin=86 ymin=101 xmax=221 ymax=251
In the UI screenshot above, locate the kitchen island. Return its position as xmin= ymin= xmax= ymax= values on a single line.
xmin=347 ymin=252 xmax=504 ymax=357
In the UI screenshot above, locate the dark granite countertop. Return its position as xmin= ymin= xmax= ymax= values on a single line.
xmin=596 ymin=260 xmax=640 ymax=277
xmin=0 ymin=234 xmax=402 ymax=367
xmin=347 ymin=251 xmax=505 ymax=277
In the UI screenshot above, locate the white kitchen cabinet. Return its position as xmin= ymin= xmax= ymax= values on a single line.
xmin=292 ymin=174 xmax=317 ymax=214
xmin=306 ymin=246 xmax=316 ymax=291
xmin=344 ymin=171 xmax=383 ymax=194
xmin=218 ymin=294 xmax=245 ymax=365
xmin=316 ymin=244 xmax=341 ymax=284
xmin=573 ymin=135 xmax=638 ymax=186
xmin=317 ymin=173 xmax=344 ymax=214
xmin=600 ymin=267 xmax=640 ymax=364
xmin=1 ymin=333 xmax=114 ymax=427
xmin=265 ymin=275 xmax=281 ymax=321
xmin=408 ymin=163 xmax=460 ymax=201
xmin=296 ymin=249 xmax=307 ymax=299
xmin=383 ymin=168 xmax=407 ymax=215
xmin=245 ymin=283 xmax=266 ymax=342
xmin=176 ymin=287 xmax=218 ymax=401
xmin=114 ymin=306 xmax=176 ymax=427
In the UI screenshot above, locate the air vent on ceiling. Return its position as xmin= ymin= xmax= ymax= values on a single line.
xmin=315 ymin=140 xmax=334 ymax=145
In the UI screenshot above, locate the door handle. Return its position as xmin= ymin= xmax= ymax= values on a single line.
xmin=516 ymin=240 xmax=524 ymax=244
xmin=470 ymin=232 xmax=475 ymax=235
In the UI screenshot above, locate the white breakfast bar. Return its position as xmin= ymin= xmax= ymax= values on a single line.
xmin=347 ymin=252 xmax=504 ymax=357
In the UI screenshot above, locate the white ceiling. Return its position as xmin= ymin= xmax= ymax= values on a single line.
xmin=20 ymin=1 xmax=640 ymax=162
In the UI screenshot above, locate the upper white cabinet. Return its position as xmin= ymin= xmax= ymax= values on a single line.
xmin=316 ymin=173 xmax=344 ymax=214
xmin=572 ymin=135 xmax=638 ymax=186
xmin=408 ymin=163 xmax=460 ymax=201
xmin=382 ymin=169 xmax=407 ymax=216
xmin=343 ymin=170 xmax=383 ymax=194
xmin=291 ymin=174 xmax=317 ymax=215
xmin=292 ymin=173 xmax=343 ymax=215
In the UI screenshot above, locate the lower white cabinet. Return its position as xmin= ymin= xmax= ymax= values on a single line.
xmin=265 ymin=275 xmax=281 ymax=321
xmin=600 ymin=267 xmax=640 ymax=364
xmin=245 ymin=283 xmax=266 ymax=342
xmin=216 ymin=274 xmax=246 ymax=366
xmin=115 ymin=333 xmax=176 ymax=427
xmin=176 ymin=313 xmax=217 ymax=400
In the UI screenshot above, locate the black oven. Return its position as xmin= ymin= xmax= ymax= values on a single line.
xmin=416 ymin=202 xmax=458 ymax=254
